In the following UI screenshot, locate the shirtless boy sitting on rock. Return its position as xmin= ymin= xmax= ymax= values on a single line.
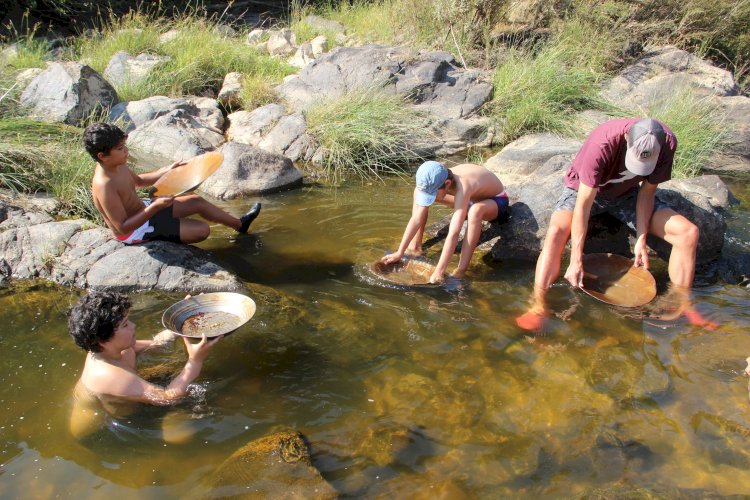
xmin=83 ymin=122 xmax=261 ymax=244
xmin=68 ymin=292 xmax=220 ymax=439
xmin=381 ymin=161 xmax=509 ymax=283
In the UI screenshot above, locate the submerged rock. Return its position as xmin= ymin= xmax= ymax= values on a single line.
xmin=206 ymin=430 xmax=337 ymax=499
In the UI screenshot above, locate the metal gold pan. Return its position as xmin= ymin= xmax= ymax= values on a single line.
xmin=162 ymin=292 xmax=256 ymax=338
xmin=151 ymin=151 xmax=224 ymax=197
xmin=369 ymin=258 xmax=438 ymax=287
xmin=581 ymin=253 xmax=656 ymax=308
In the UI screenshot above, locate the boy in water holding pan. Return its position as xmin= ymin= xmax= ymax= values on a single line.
xmin=83 ymin=122 xmax=261 ymax=245
xmin=381 ymin=161 xmax=509 ymax=283
xmin=68 ymin=292 xmax=221 ymax=439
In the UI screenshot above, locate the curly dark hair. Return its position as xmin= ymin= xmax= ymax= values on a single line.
xmin=82 ymin=122 xmax=127 ymax=162
xmin=68 ymin=292 xmax=132 ymax=352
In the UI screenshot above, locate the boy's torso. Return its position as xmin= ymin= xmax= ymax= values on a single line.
xmin=451 ymin=164 xmax=505 ymax=202
xmin=92 ymin=163 xmax=148 ymax=234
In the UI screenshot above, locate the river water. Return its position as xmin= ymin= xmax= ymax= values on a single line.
xmin=1 ymin=176 xmax=749 ymax=498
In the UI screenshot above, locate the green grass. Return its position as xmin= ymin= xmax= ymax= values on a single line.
xmin=306 ymin=88 xmax=434 ymax=182
xmin=646 ymin=89 xmax=726 ymax=178
xmin=0 ymin=118 xmax=100 ymax=222
xmin=77 ymin=11 xmax=295 ymax=102
xmin=489 ymin=44 xmax=610 ymax=145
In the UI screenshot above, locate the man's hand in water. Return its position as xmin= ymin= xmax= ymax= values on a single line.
xmin=381 ymin=252 xmax=404 ymax=265
xmin=564 ymin=259 xmax=584 ymax=288
xmin=633 ymin=234 xmax=650 ymax=269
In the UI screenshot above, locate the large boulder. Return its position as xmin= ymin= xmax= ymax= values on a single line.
xmin=109 ymin=95 xmax=224 ymax=134
xmin=20 ymin=62 xmax=118 ymax=126
xmin=428 ymin=134 xmax=731 ymax=268
xmin=103 ymin=50 xmax=170 ymax=89
xmin=125 ymin=108 xmax=225 ymax=168
xmin=709 ymin=95 xmax=750 ymax=175
xmin=205 ymin=430 xmax=337 ymax=499
xmin=0 ymin=200 xmax=243 ymax=292
xmin=267 ymin=29 xmax=297 ymax=56
xmin=601 ymin=46 xmax=738 ymax=109
xmin=276 ymin=45 xmax=494 ymax=155
xmin=199 ymin=142 xmax=303 ymax=199
xmin=257 ymin=112 xmax=316 ymax=161
xmin=227 ymin=104 xmax=287 ymax=146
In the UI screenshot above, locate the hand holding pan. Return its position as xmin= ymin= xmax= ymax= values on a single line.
xmin=580 ymin=253 xmax=656 ymax=308
xmin=151 ymin=151 xmax=224 ymax=197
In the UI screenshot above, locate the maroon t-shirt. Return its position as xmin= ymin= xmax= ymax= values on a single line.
xmin=564 ymin=118 xmax=676 ymax=199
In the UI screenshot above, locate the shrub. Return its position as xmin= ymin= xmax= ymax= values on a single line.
xmin=306 ymin=88 xmax=434 ymax=182
xmin=490 ymin=44 xmax=608 ymax=145
xmin=646 ymin=89 xmax=726 ymax=178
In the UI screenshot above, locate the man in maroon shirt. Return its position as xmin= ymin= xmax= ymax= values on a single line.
xmin=516 ymin=118 xmax=717 ymax=332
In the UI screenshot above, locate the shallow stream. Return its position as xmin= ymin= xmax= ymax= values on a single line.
xmin=1 ymin=176 xmax=749 ymax=497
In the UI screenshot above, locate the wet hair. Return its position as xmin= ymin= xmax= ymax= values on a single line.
xmin=82 ymin=123 xmax=127 ymax=162
xmin=68 ymin=292 xmax=131 ymax=352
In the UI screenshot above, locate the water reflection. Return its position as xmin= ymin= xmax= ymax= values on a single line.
xmin=1 ymin=179 xmax=750 ymax=497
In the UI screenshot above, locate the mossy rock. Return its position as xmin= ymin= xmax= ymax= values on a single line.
xmin=207 ymin=430 xmax=337 ymax=499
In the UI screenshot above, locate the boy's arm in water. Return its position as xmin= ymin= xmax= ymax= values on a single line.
xmin=89 ymin=335 xmax=220 ymax=406
xmin=381 ymin=191 xmax=430 ymax=264
xmin=131 ymin=160 xmax=187 ymax=188
xmin=430 ymin=195 xmax=469 ymax=283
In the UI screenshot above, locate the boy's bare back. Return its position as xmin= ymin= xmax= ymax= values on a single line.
xmin=447 ymin=163 xmax=504 ymax=202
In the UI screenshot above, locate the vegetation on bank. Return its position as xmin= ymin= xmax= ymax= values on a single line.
xmin=0 ymin=0 xmax=744 ymax=213
xmin=306 ymin=89 xmax=434 ymax=182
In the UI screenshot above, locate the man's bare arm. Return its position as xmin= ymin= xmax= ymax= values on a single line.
xmin=433 ymin=197 xmax=469 ymax=278
xmin=132 ymin=160 xmax=186 ymax=188
xmin=564 ymin=183 xmax=597 ymax=287
xmin=634 ymin=180 xmax=657 ymax=268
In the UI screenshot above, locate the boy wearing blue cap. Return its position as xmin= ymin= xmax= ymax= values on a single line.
xmin=381 ymin=161 xmax=508 ymax=283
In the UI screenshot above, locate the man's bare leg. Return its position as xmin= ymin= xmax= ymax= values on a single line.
xmin=649 ymin=208 xmax=718 ymax=329
xmin=453 ymin=201 xmax=498 ymax=278
xmin=179 ymin=218 xmax=211 ymax=244
xmin=516 ymin=210 xmax=574 ymax=332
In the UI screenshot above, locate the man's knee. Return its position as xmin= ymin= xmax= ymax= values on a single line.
xmin=545 ymin=219 xmax=570 ymax=247
xmin=678 ymin=221 xmax=699 ymax=249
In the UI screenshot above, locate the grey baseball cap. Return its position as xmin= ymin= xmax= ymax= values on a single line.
xmin=625 ymin=118 xmax=666 ymax=176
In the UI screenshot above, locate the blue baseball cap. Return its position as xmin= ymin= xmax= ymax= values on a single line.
xmin=415 ymin=161 xmax=448 ymax=207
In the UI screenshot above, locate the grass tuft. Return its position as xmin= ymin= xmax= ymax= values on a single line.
xmin=646 ymin=89 xmax=726 ymax=178
xmin=306 ymin=88 xmax=435 ymax=182
xmin=489 ymin=44 xmax=610 ymax=145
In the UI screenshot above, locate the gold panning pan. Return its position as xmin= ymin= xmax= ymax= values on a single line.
xmin=581 ymin=253 xmax=656 ymax=308
xmin=151 ymin=151 xmax=224 ymax=197
xmin=369 ymin=258 xmax=438 ymax=286
xmin=162 ymin=292 xmax=256 ymax=338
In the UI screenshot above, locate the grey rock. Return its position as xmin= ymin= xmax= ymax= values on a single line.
xmin=87 ymin=242 xmax=243 ymax=293
xmin=258 ymin=112 xmax=315 ymax=161
xmin=303 ymin=15 xmax=345 ymax=35
xmin=267 ymin=29 xmax=296 ymax=56
xmin=601 ymin=46 xmax=738 ymax=109
xmin=125 ymin=108 xmax=225 ymax=167
xmin=227 ymin=104 xmax=287 ymax=146
xmin=104 ymin=51 xmax=169 ymax=89
xmin=485 ymin=133 xmax=582 ymax=177
xmin=310 ymin=35 xmax=328 ymax=57
xmin=20 ymin=62 xmax=118 ymax=126
xmin=14 ymin=67 xmax=44 ymax=89
xmin=246 ymin=28 xmax=266 ymax=45
xmin=289 ymin=42 xmax=315 ymax=69
xmin=109 ymin=95 xmax=224 ymax=134
xmin=276 ymin=45 xmax=494 ymax=154
xmin=51 ymin=227 xmax=121 ymax=287
xmin=709 ymin=95 xmax=750 ymax=175
xmin=217 ymin=72 xmax=243 ymax=108
xmin=200 ymin=142 xmax=303 ymax=199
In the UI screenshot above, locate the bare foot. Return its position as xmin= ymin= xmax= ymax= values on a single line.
xmin=683 ymin=310 xmax=719 ymax=331
xmin=450 ymin=268 xmax=466 ymax=279
xmin=515 ymin=310 xmax=547 ymax=334
xmin=404 ymin=248 xmax=424 ymax=258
